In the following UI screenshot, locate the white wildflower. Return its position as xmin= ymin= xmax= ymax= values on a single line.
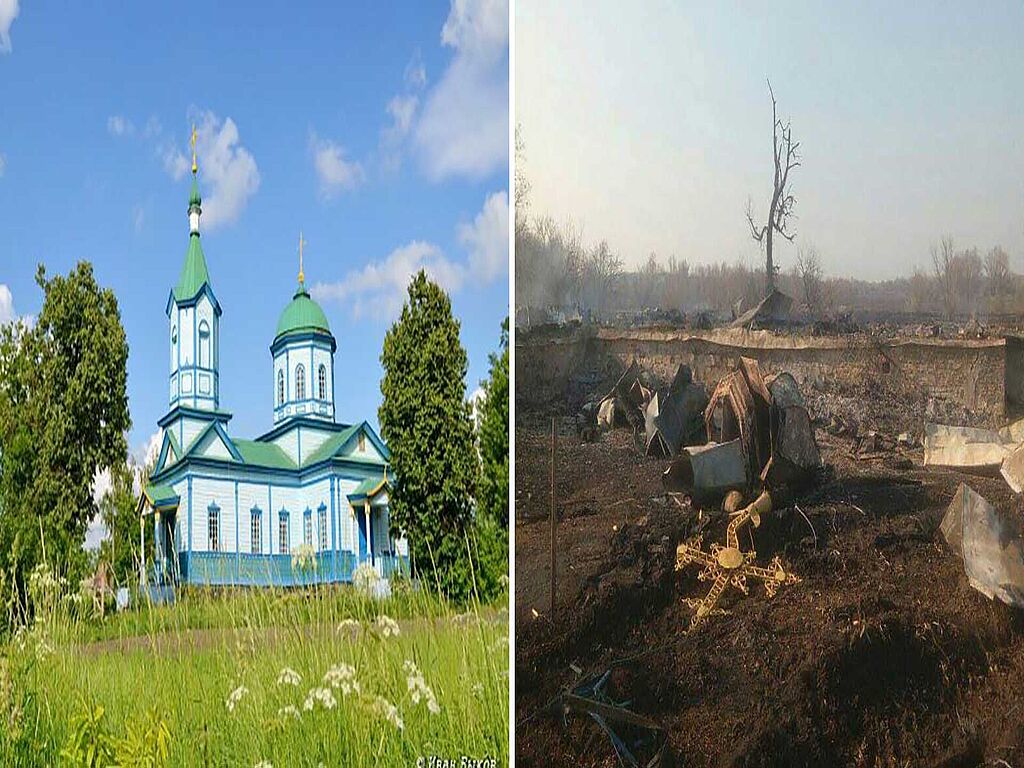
xmin=226 ymin=684 xmax=249 ymax=712
xmin=336 ymin=618 xmax=361 ymax=634
xmin=451 ymin=611 xmax=477 ymax=626
xmin=291 ymin=543 xmax=318 ymax=573
xmin=371 ymin=695 xmax=404 ymax=731
xmin=403 ymin=659 xmax=440 ymax=715
xmin=254 ymin=762 xmax=273 ymax=768
xmin=323 ymin=663 xmax=360 ymax=696
xmin=34 ymin=636 xmax=54 ymax=661
xmin=353 ymin=562 xmax=379 ymax=596
xmin=374 ymin=614 xmax=400 ymax=638
xmin=276 ymin=667 xmax=302 ymax=686
xmin=472 ymin=682 xmax=484 ymax=697
xmin=277 ymin=704 xmax=301 ymax=720
xmin=302 ymin=686 xmax=337 ymax=711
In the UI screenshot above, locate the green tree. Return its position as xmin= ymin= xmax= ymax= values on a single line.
xmin=379 ymin=271 xmax=478 ymax=602
xmin=473 ymin=318 xmax=509 ymax=599
xmin=0 ymin=262 xmax=130 ymax=612
xmin=98 ymin=458 xmax=150 ymax=588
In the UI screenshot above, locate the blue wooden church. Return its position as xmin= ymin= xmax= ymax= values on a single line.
xmin=138 ymin=141 xmax=407 ymax=588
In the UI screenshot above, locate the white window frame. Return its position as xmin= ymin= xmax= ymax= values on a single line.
xmin=250 ymin=508 xmax=262 ymax=554
xmin=318 ymin=506 xmax=328 ymax=551
xmin=198 ymin=320 xmax=211 ymax=368
xmin=278 ymin=511 xmax=289 ymax=554
xmin=208 ymin=503 xmax=220 ymax=552
xmin=295 ymin=364 xmax=306 ymax=400
xmin=318 ymin=364 xmax=327 ymax=400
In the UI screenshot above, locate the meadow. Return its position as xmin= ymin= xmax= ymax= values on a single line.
xmin=0 ymin=572 xmax=509 ymax=767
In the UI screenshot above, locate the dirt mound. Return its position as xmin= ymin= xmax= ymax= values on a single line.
xmin=516 ymin=418 xmax=1024 ymax=767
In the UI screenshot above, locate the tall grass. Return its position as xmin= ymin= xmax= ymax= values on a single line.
xmin=0 ymin=578 xmax=509 ymax=767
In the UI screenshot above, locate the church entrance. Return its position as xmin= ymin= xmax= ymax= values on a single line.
xmin=158 ymin=510 xmax=180 ymax=585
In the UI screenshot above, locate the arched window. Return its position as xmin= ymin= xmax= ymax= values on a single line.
xmin=295 ymin=364 xmax=306 ymax=400
xmin=304 ymin=509 xmax=313 ymax=546
xmin=318 ymin=364 xmax=327 ymax=401
xmin=277 ymin=370 xmax=285 ymax=406
xmin=171 ymin=325 xmax=177 ymax=344
xmin=318 ymin=504 xmax=328 ymax=551
xmin=251 ymin=507 xmax=262 ymax=554
xmin=198 ymin=320 xmax=210 ymax=368
xmin=208 ymin=502 xmax=220 ymax=552
xmin=278 ymin=510 xmax=290 ymax=554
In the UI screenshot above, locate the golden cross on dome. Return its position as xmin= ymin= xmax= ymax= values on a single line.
xmin=298 ymin=231 xmax=307 ymax=284
xmin=190 ymin=124 xmax=198 ymax=174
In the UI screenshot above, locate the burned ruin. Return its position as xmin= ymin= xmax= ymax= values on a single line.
xmin=516 ymin=318 xmax=1024 ymax=767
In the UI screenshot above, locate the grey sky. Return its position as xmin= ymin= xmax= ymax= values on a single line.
xmin=516 ymin=1 xmax=1024 ymax=280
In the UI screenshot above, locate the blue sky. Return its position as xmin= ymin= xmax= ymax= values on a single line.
xmin=518 ymin=1 xmax=1023 ymax=279
xmin=0 ymin=1 xmax=510 ymax=468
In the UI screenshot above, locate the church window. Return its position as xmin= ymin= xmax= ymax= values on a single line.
xmin=318 ymin=365 xmax=327 ymax=400
xmin=358 ymin=432 xmax=366 ymax=452
xmin=318 ymin=505 xmax=328 ymax=551
xmin=251 ymin=508 xmax=262 ymax=554
xmin=199 ymin=320 xmax=211 ymax=368
xmin=171 ymin=325 xmax=177 ymax=344
xmin=279 ymin=511 xmax=290 ymax=554
xmin=277 ymin=370 xmax=285 ymax=406
xmin=295 ymin=364 xmax=306 ymax=400
xmin=208 ymin=503 xmax=220 ymax=552
xmin=304 ymin=509 xmax=313 ymax=546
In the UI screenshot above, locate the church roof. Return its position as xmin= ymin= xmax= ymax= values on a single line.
xmin=173 ymin=234 xmax=211 ymax=302
xmin=275 ymin=283 xmax=331 ymax=341
xmin=233 ymin=439 xmax=295 ymax=470
xmin=348 ymin=476 xmax=389 ymax=501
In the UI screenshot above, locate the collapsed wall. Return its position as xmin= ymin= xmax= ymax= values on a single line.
xmin=517 ymin=326 xmax=1017 ymax=418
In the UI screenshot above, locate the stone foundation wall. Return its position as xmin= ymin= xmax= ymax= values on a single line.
xmin=517 ymin=327 xmax=1009 ymax=417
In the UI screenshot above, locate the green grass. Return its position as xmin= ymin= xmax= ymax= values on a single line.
xmin=1 ymin=584 xmax=509 ymax=767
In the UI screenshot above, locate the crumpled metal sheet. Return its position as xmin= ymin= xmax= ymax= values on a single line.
xmin=941 ymin=483 xmax=1024 ymax=607
xmin=1001 ymin=443 xmax=1024 ymax=494
xmin=923 ymin=423 xmax=1010 ymax=473
xmin=704 ymin=357 xmax=772 ymax=484
xmin=661 ymin=439 xmax=748 ymax=503
xmin=644 ymin=364 xmax=709 ymax=457
xmin=761 ymin=371 xmax=821 ymax=485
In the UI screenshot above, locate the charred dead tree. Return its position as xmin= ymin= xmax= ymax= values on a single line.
xmin=746 ymin=79 xmax=800 ymax=296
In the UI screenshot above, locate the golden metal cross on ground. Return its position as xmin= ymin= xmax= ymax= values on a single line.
xmin=675 ymin=490 xmax=800 ymax=631
xmin=298 ymin=231 xmax=307 ymax=284
xmin=190 ymin=124 xmax=197 ymax=174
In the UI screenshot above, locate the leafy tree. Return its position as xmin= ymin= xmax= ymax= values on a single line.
xmin=379 ymin=271 xmax=478 ymax=602
xmin=473 ymin=318 xmax=509 ymax=599
xmin=0 ymin=262 xmax=130 ymax=613
xmin=98 ymin=458 xmax=152 ymax=588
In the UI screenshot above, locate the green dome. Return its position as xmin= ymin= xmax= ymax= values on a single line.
xmin=275 ymin=284 xmax=331 ymax=340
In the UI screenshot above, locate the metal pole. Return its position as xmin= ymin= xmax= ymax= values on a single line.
xmin=550 ymin=416 xmax=557 ymax=618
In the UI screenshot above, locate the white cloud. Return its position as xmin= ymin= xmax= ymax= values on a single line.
xmin=0 ymin=152 xmax=6 ymax=177
xmin=311 ymin=189 xmax=507 ymax=320
xmin=310 ymin=132 xmax=364 ymax=199
xmin=387 ymin=95 xmax=419 ymax=139
xmin=414 ymin=0 xmax=508 ymax=180
xmin=459 ymin=190 xmax=508 ymax=281
xmin=0 ymin=284 xmax=14 ymax=324
xmin=163 ymin=111 xmax=260 ymax=229
xmin=0 ymin=0 xmax=19 ymax=54
xmin=311 ymin=241 xmax=464 ymax=320
xmin=107 ymin=115 xmax=134 ymax=137
xmin=405 ymin=50 xmax=428 ymax=89
xmin=86 ymin=429 xmax=162 ymax=552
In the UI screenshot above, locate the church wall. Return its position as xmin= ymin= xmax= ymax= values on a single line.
xmin=180 ymin=417 xmax=208 ymax=452
xmin=189 ymin=476 xmax=236 ymax=553
xmin=298 ymin=425 xmax=334 ymax=460
xmin=312 ymin=346 xmax=333 ymax=401
xmin=180 ymin=305 xmax=194 ymax=367
xmin=237 ymin=482 xmax=271 ymax=554
xmin=273 ymin=429 xmax=300 ymax=465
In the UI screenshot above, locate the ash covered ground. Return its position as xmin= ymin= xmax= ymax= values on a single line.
xmin=515 ymin=369 xmax=1024 ymax=767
